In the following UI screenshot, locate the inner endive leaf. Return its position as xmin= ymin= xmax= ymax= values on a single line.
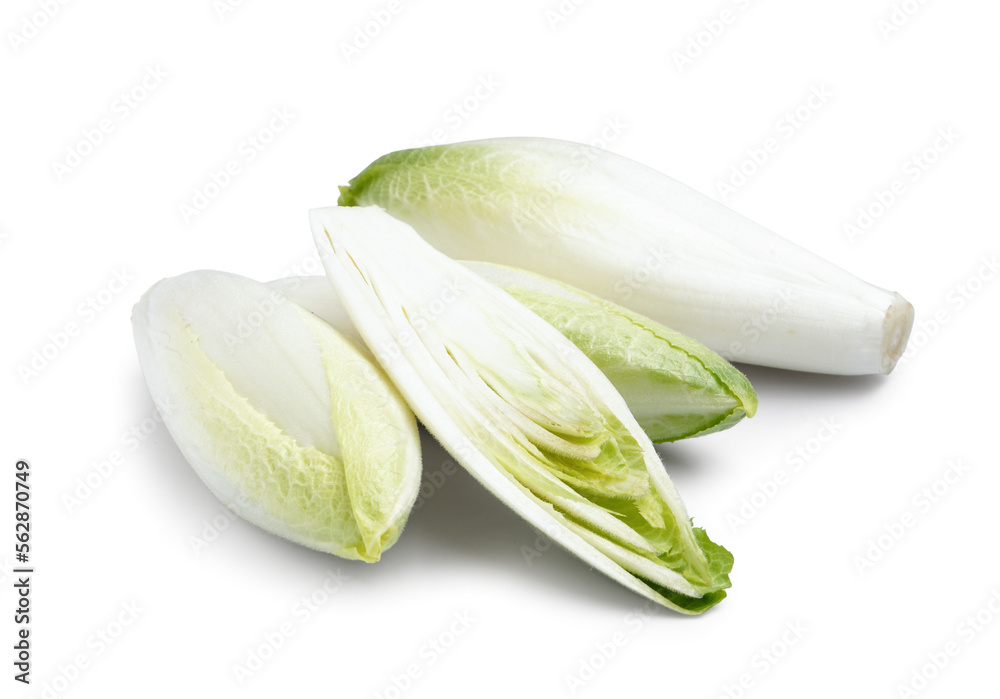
xmin=309 ymin=205 xmax=733 ymax=613
xmin=131 ymin=270 xmax=422 ymax=562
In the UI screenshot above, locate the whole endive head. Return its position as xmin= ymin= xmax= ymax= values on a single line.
xmin=309 ymin=205 xmax=733 ymax=613
xmin=339 ymin=137 xmax=914 ymax=376
xmin=131 ymin=270 xmax=421 ymax=562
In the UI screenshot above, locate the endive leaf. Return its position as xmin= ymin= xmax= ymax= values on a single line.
xmin=271 ymin=266 xmax=757 ymax=443
xmin=131 ymin=270 xmax=421 ymax=562
xmin=465 ymin=261 xmax=757 ymax=442
xmin=338 ymin=137 xmax=914 ymax=375
xmin=309 ymin=205 xmax=732 ymax=613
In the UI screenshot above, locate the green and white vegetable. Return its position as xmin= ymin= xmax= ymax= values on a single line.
xmin=338 ymin=137 xmax=915 ymax=375
xmin=310 ymin=205 xmax=733 ymax=613
xmin=131 ymin=270 xmax=421 ymax=562
xmin=271 ymin=264 xmax=757 ymax=443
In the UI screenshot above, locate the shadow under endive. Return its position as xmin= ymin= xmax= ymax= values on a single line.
xmin=734 ymin=362 xmax=888 ymax=400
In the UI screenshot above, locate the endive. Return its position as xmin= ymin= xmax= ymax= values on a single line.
xmin=270 ymin=265 xmax=757 ymax=443
xmin=310 ymin=205 xmax=733 ymax=613
xmin=338 ymin=137 xmax=915 ymax=375
xmin=131 ymin=270 xmax=421 ymax=562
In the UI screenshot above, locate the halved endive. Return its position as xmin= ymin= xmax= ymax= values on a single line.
xmin=338 ymin=137 xmax=915 ymax=375
xmin=310 ymin=205 xmax=733 ymax=613
xmin=131 ymin=270 xmax=421 ymax=562
xmin=270 ymin=266 xmax=757 ymax=444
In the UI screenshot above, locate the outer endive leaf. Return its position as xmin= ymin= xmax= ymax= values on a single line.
xmin=271 ymin=267 xmax=757 ymax=443
xmin=131 ymin=270 xmax=421 ymax=562
xmin=309 ymin=205 xmax=733 ymax=613
xmin=338 ymin=137 xmax=914 ymax=375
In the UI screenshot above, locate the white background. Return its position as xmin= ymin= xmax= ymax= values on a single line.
xmin=2 ymin=1 xmax=998 ymax=697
